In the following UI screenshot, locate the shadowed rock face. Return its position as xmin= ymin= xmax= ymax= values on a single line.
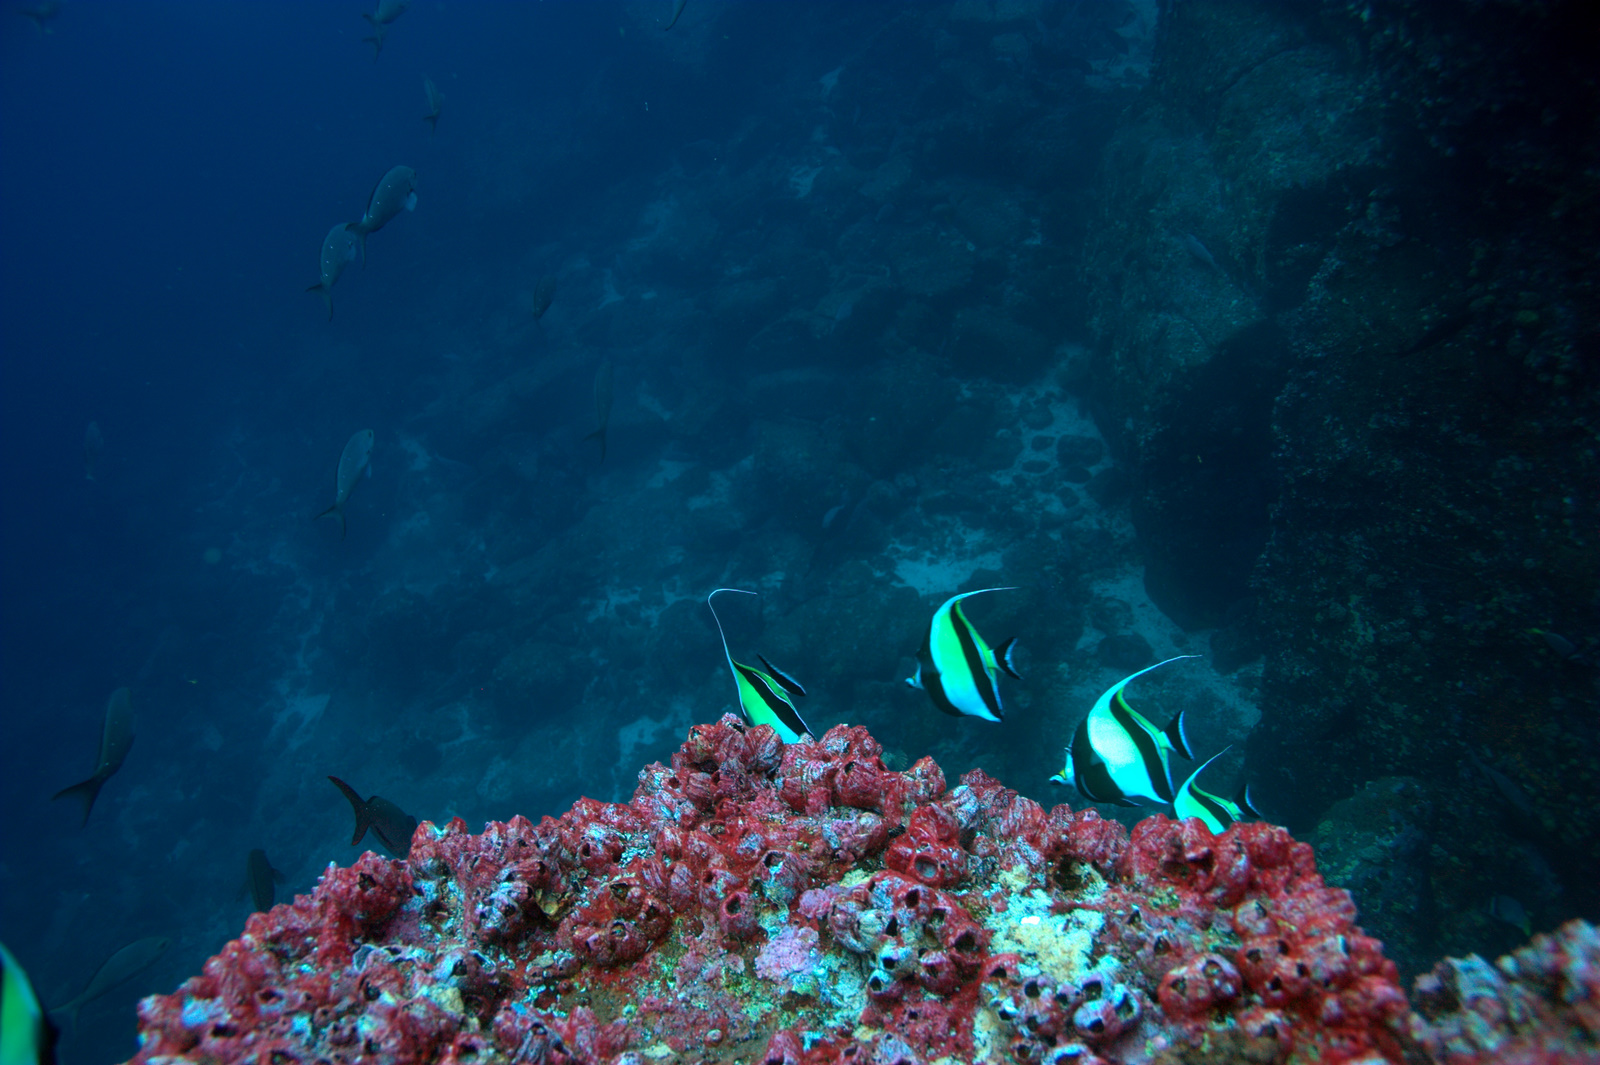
xmin=1085 ymin=0 xmax=1600 ymax=959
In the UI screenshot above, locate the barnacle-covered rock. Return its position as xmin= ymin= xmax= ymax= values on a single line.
xmin=129 ymin=717 xmax=1410 ymax=1065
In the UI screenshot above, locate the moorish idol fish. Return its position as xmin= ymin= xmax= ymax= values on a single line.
xmin=1050 ymin=656 xmax=1199 ymax=807
xmin=1172 ymin=746 xmax=1260 ymax=833
xmin=905 ymin=588 xmax=1020 ymax=722
xmin=707 ymin=588 xmax=813 ymax=743
xmin=1 ymin=941 xmax=59 ymax=1065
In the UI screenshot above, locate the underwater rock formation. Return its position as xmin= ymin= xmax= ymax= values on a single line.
xmin=1407 ymin=918 xmax=1600 ymax=1064
xmin=130 ymin=716 xmax=1413 ymax=1065
xmin=1084 ymin=0 xmax=1600 ymax=955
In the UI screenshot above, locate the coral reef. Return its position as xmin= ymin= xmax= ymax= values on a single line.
xmin=129 ymin=716 xmax=1409 ymax=1065
xmin=1407 ymin=919 xmax=1600 ymax=1064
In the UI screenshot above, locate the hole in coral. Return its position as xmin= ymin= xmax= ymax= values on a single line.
xmin=1081 ymin=978 xmax=1103 ymax=1001
xmin=1247 ymin=948 xmax=1263 ymax=963
xmin=884 ymin=916 xmax=900 ymax=938
xmin=1277 ymin=940 xmax=1290 ymax=955
xmin=929 ymin=907 xmax=947 ymax=924
xmin=1153 ymin=936 xmax=1171 ymax=955
xmin=212 ymin=1025 xmax=239 ymax=1039
xmin=1054 ymin=860 xmax=1087 ymax=893
xmin=764 ymin=852 xmax=783 ymax=868
xmin=954 ymin=930 xmax=977 ymax=953
xmin=905 ymin=888 xmax=921 ymax=908
xmin=1085 ymin=1018 xmax=1105 ymax=1034
xmin=1268 ymin=977 xmax=1283 ymax=992
xmin=611 ymin=920 xmax=629 ymax=937
xmin=1172 ymin=977 xmax=1188 ymax=995
xmin=1024 ymin=980 xmax=1040 ymax=998
xmin=725 ymin=896 xmax=743 ymax=915
xmin=990 ymin=964 xmax=1009 ymax=979
xmin=914 ymin=857 xmax=938 ymax=880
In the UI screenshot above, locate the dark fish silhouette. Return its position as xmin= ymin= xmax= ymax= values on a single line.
xmin=584 ymin=359 xmax=614 ymax=462
xmin=328 ymin=776 xmax=417 ymax=858
xmin=245 ymin=849 xmax=285 ymax=913
xmin=423 ymin=77 xmax=444 ymax=134
xmin=531 ymin=274 xmax=558 ymax=325
xmin=52 ymin=687 xmax=135 ymax=827
xmin=49 ymin=936 xmax=170 ymax=1031
xmin=664 ymin=0 xmax=687 ymax=30
xmin=314 ymin=429 xmax=375 ymax=540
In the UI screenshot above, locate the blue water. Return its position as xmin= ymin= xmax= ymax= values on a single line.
xmin=20 ymin=2 xmax=1587 ymax=1062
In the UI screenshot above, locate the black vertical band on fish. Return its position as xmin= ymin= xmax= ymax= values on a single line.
xmin=1108 ymin=692 xmax=1175 ymax=802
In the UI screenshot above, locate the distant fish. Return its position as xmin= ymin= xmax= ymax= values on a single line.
xmin=352 ymin=165 xmax=418 ymax=264
xmin=822 ymin=488 xmax=850 ymax=530
xmin=48 ymin=936 xmax=170 ymax=1031
xmin=306 ymin=222 xmax=360 ymax=320
xmin=20 ymin=0 xmax=60 ymax=33
xmin=707 ymin=588 xmax=813 ymax=744
xmin=362 ymin=20 xmax=387 ymax=60
xmin=905 ymin=588 xmax=1020 ymax=723
xmin=83 ymin=421 xmax=102 ymax=482
xmin=664 ymin=0 xmax=687 ymax=30
xmin=1172 ymin=746 xmax=1260 ymax=833
xmin=245 ymin=849 xmax=285 ymax=913
xmin=1181 ymin=233 xmax=1223 ymax=275
xmin=314 ymin=429 xmax=375 ymax=541
xmin=328 ymin=776 xmax=417 ymax=858
xmin=362 ymin=0 xmax=408 ymax=30
xmin=422 ymin=77 xmax=444 ymax=133
xmin=530 ymin=274 xmax=558 ymax=325
xmin=52 ymin=687 xmax=135 ymax=827
xmin=1488 ymin=894 xmax=1532 ymax=937
xmin=1050 ymin=656 xmax=1199 ymax=807
xmin=1 ymin=941 xmax=60 ymax=1065
xmin=1529 ymin=627 xmax=1590 ymax=667
xmin=584 ymin=360 xmax=614 ymax=463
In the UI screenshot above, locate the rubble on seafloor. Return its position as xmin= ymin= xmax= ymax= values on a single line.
xmin=127 ymin=716 xmax=1594 ymax=1065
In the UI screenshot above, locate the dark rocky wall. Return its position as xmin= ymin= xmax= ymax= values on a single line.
xmin=1085 ymin=0 xmax=1599 ymax=968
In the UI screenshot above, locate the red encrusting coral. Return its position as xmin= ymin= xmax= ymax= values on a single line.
xmin=128 ymin=716 xmax=1415 ymax=1065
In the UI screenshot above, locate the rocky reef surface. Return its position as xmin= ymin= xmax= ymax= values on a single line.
xmin=130 ymin=715 xmax=1432 ymax=1065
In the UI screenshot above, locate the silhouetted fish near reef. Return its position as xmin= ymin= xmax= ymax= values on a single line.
xmin=315 ymin=429 xmax=375 ymax=540
xmin=52 ymin=687 xmax=135 ymax=827
xmin=530 ymin=274 xmax=558 ymax=325
xmin=584 ymin=359 xmax=614 ymax=462
xmin=422 ymin=77 xmax=444 ymax=134
xmin=306 ymin=222 xmax=360 ymax=320
xmin=245 ymin=849 xmax=286 ymax=913
xmin=352 ymin=166 xmax=417 ymax=264
xmin=48 ymin=936 xmax=170 ymax=1031
xmin=328 ymin=776 xmax=417 ymax=858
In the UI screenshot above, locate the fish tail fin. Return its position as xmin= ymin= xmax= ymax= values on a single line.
xmin=996 ymin=637 xmax=1022 ymax=679
xmin=51 ymin=773 xmax=106 ymax=827
xmin=424 ymin=114 xmax=438 ymax=134
xmin=583 ymin=426 xmax=607 ymax=463
xmin=1164 ymin=709 xmax=1195 ymax=761
xmin=1237 ymin=781 xmax=1262 ymax=820
xmin=306 ymin=283 xmax=332 ymax=320
xmin=314 ymin=503 xmax=346 ymax=540
xmin=328 ymin=776 xmax=370 ymax=845
xmin=47 ymin=999 xmax=82 ymax=1033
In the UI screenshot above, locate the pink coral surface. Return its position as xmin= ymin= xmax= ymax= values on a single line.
xmin=129 ymin=716 xmax=1416 ymax=1065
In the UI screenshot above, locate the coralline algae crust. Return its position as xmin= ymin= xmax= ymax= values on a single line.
xmin=127 ymin=715 xmax=1417 ymax=1065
